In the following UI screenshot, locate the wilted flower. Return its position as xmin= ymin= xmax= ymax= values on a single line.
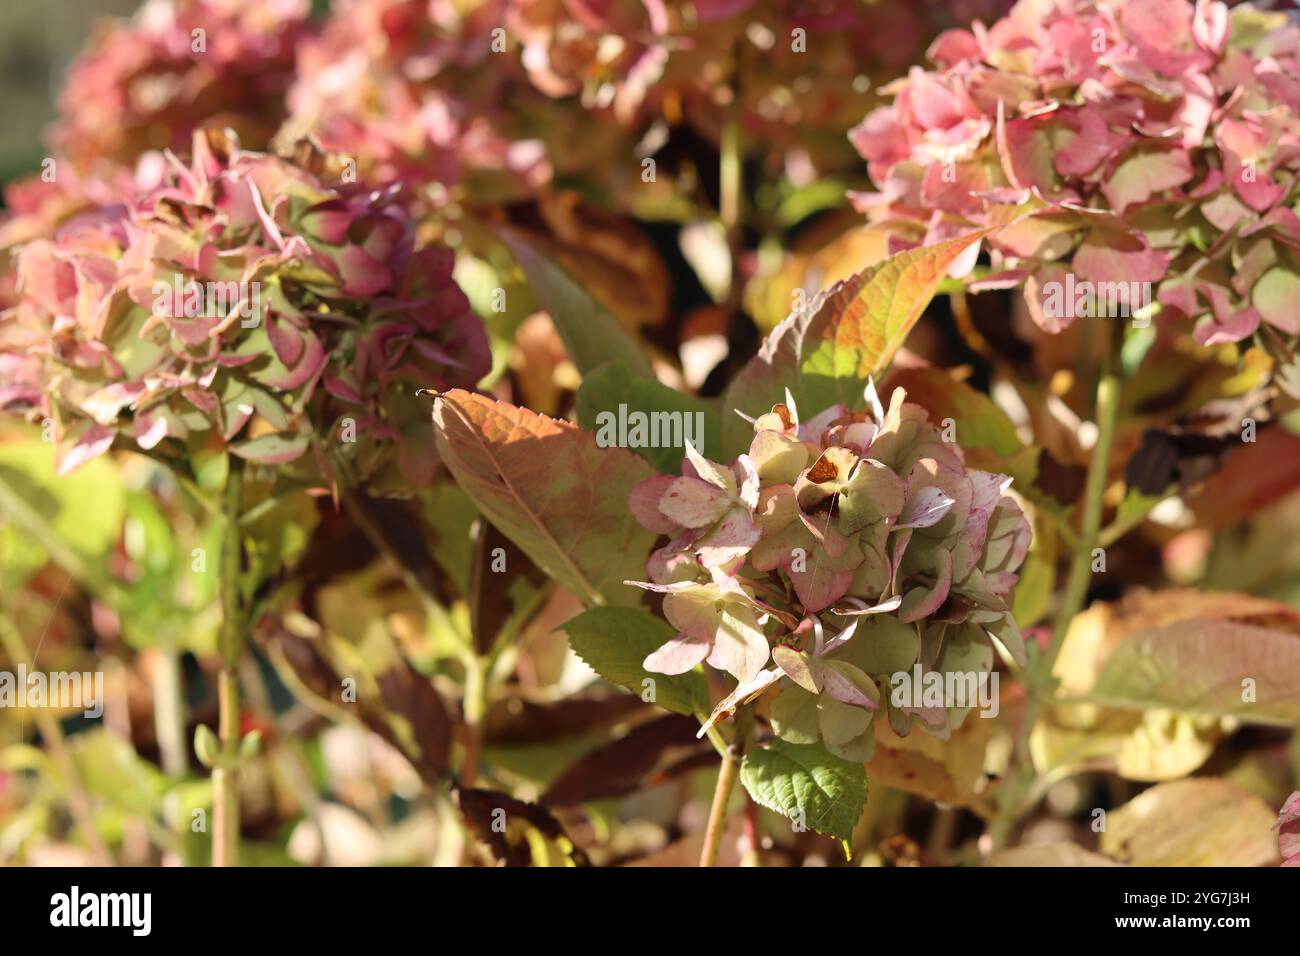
xmin=851 ymin=0 xmax=1300 ymax=346
xmin=0 ymin=129 xmax=490 ymax=485
xmin=627 ymin=382 xmax=1031 ymax=756
xmin=50 ymin=0 xmax=311 ymax=169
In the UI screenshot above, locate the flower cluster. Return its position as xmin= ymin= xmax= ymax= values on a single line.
xmin=285 ymin=0 xmax=552 ymax=203
xmin=627 ymin=383 xmax=1030 ymax=757
xmin=851 ymin=0 xmax=1300 ymax=345
xmin=50 ymin=0 xmax=311 ymax=170
xmin=280 ymin=0 xmax=1023 ymax=209
xmin=0 ymin=129 xmax=489 ymax=484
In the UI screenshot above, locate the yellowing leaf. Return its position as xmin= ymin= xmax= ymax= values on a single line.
xmin=432 ymin=390 xmax=657 ymax=607
xmin=1031 ymin=707 xmax=1220 ymax=783
xmin=1101 ymin=778 xmax=1280 ymax=866
xmin=723 ymin=210 xmax=1037 ymax=455
xmin=867 ymin=711 xmax=993 ymax=809
xmin=1071 ymin=589 xmax=1300 ymax=726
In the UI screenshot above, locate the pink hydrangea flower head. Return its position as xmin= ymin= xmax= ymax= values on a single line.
xmin=852 ymin=0 xmax=1300 ymax=346
xmin=50 ymin=0 xmax=312 ymax=169
xmin=0 ymin=129 xmax=490 ymax=487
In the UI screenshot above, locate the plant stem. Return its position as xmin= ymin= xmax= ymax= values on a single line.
xmin=212 ymin=461 xmax=244 ymax=867
xmin=720 ymin=48 xmax=745 ymax=321
xmin=699 ymin=706 xmax=751 ymax=867
xmin=699 ymin=747 xmax=741 ymax=867
xmin=1042 ymin=333 xmax=1122 ymax=678
xmin=152 ymin=646 xmax=187 ymax=777
xmin=459 ymin=655 xmax=486 ymax=789
xmin=741 ymin=794 xmax=762 ymax=866
xmin=991 ymin=324 xmax=1123 ymax=849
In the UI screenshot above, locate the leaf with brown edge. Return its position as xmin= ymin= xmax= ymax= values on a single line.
xmin=1068 ymin=589 xmax=1300 ymax=726
xmin=455 ymin=786 xmax=590 ymax=866
xmin=721 ymin=209 xmax=1037 ymax=456
xmin=432 ymin=389 xmax=658 ymax=607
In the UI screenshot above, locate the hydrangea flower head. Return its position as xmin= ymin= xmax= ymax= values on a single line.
xmin=851 ymin=0 xmax=1300 ymax=346
xmin=0 ymin=129 xmax=490 ymax=485
xmin=627 ymin=382 xmax=1031 ymax=757
xmin=50 ymin=0 xmax=311 ymax=169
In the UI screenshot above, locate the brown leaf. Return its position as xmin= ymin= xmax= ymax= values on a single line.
xmin=481 ymin=695 xmax=648 ymax=748
xmin=469 ymin=518 xmax=549 ymax=655
xmin=867 ymin=713 xmax=994 ymax=810
xmin=432 ymin=389 xmax=658 ymax=607
xmin=542 ymin=714 xmax=711 ymax=805
xmin=1100 ymin=778 xmax=1280 ymax=866
xmin=1186 ymin=426 xmax=1300 ymax=529
xmin=1070 ymin=589 xmax=1300 ymax=715
xmin=455 ymin=786 xmax=590 ymax=866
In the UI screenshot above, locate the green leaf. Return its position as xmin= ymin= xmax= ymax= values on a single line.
xmin=228 ymin=432 xmax=309 ymax=465
xmin=1251 ymin=267 xmax=1300 ymax=332
xmin=0 ymin=438 xmax=125 ymax=591
xmin=433 ymin=389 xmax=658 ymax=607
xmin=562 ymin=606 xmax=709 ymax=717
xmin=576 ymin=362 xmax=722 ymax=473
xmin=721 ymin=220 xmax=1024 ymax=456
xmin=194 ymin=725 xmax=219 ymax=768
xmin=0 ymin=440 xmax=124 ymax=560
xmin=739 ymin=738 xmax=868 ymax=842
xmin=501 ymin=229 xmax=654 ymax=380
xmin=419 ymin=482 xmax=479 ymax=598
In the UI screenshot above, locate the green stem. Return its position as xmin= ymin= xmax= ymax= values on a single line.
xmin=992 ymin=325 xmax=1123 ymax=849
xmin=720 ymin=47 xmax=745 ymax=319
xmin=459 ymin=655 xmax=486 ymax=789
xmin=1042 ymin=340 xmax=1122 ymax=677
xmin=212 ymin=462 xmax=244 ymax=867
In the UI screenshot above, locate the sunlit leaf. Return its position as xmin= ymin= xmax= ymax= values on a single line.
xmin=433 ymin=390 xmax=657 ymax=607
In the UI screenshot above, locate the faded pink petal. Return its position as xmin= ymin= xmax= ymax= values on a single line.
xmin=643 ymin=633 xmax=712 ymax=676
xmin=658 ymin=476 xmax=734 ymax=528
xmin=628 ymin=474 xmax=681 ymax=535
